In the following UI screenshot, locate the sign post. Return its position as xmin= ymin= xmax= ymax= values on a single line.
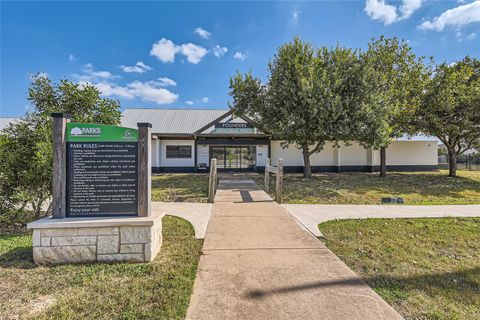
xmin=54 ymin=117 xmax=150 ymax=218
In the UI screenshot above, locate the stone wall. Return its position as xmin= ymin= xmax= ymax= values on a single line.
xmin=30 ymin=217 xmax=162 ymax=265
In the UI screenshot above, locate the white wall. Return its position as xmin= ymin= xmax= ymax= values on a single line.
xmin=386 ymin=141 xmax=437 ymax=165
xmin=159 ymin=139 xmax=195 ymax=167
xmin=271 ymin=140 xmax=437 ymax=167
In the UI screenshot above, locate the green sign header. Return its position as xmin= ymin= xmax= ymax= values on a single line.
xmin=66 ymin=123 xmax=138 ymax=142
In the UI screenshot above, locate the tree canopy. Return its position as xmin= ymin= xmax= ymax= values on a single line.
xmin=0 ymin=75 xmax=121 ymax=220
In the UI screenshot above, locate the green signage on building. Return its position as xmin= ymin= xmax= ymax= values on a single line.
xmin=66 ymin=123 xmax=138 ymax=142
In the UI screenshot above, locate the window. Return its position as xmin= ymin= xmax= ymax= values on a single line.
xmin=166 ymin=145 xmax=192 ymax=158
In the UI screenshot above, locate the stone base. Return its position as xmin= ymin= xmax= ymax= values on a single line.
xmin=27 ymin=213 xmax=163 ymax=265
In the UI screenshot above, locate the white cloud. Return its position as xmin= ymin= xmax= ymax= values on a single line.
xmin=150 ymin=38 xmax=208 ymax=64
xmin=456 ymin=30 xmax=477 ymax=42
xmin=126 ymin=80 xmax=178 ymax=104
xmin=120 ymin=61 xmax=153 ymax=73
xmin=74 ymin=64 xmax=118 ymax=82
xmin=233 ymin=51 xmax=247 ymax=61
xmin=365 ymin=0 xmax=423 ymax=25
xmin=201 ymin=97 xmax=209 ymax=103
xmin=86 ymin=80 xmax=178 ymax=105
xmin=194 ymin=27 xmax=211 ymax=39
xmin=30 ymin=72 xmax=49 ymax=80
xmin=68 ymin=54 xmax=77 ymax=62
xmin=418 ymin=1 xmax=480 ymax=31
xmin=157 ymin=77 xmax=176 ymax=86
xmin=291 ymin=8 xmax=301 ymax=26
xmin=179 ymin=43 xmax=208 ymax=64
xmin=213 ymin=45 xmax=228 ymax=58
xmin=150 ymin=38 xmax=179 ymax=63
xmin=185 ymin=100 xmax=194 ymax=105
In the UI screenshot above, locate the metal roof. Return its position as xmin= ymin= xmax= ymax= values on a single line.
xmin=121 ymin=108 xmax=229 ymax=134
xmin=0 ymin=117 xmax=21 ymax=131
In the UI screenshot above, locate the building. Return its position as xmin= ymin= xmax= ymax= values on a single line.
xmin=121 ymin=108 xmax=438 ymax=173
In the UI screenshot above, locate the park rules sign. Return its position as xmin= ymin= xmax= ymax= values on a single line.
xmin=66 ymin=123 xmax=139 ymax=217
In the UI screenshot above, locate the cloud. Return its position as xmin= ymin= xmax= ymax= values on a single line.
xmin=86 ymin=80 xmax=178 ymax=104
xmin=150 ymin=38 xmax=208 ymax=64
xmin=179 ymin=43 xmax=208 ymax=64
xmin=418 ymin=1 xmax=480 ymax=31
xmin=201 ymin=97 xmax=209 ymax=103
xmin=68 ymin=54 xmax=77 ymax=62
xmin=120 ymin=61 xmax=153 ymax=73
xmin=74 ymin=64 xmax=119 ymax=82
xmin=233 ymin=51 xmax=247 ymax=61
xmin=185 ymin=100 xmax=194 ymax=105
xmin=455 ymin=30 xmax=477 ymax=42
xmin=157 ymin=77 xmax=176 ymax=86
xmin=30 ymin=72 xmax=49 ymax=80
xmin=194 ymin=27 xmax=211 ymax=39
xmin=213 ymin=45 xmax=228 ymax=58
xmin=290 ymin=8 xmax=301 ymax=26
xmin=365 ymin=0 xmax=423 ymax=25
xmin=150 ymin=38 xmax=179 ymax=63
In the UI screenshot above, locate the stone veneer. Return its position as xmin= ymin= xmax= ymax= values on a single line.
xmin=27 ymin=214 xmax=163 ymax=265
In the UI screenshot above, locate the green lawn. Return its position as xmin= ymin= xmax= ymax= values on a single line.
xmin=0 ymin=216 xmax=202 ymax=320
xmin=255 ymin=170 xmax=480 ymax=204
xmin=152 ymin=174 xmax=208 ymax=202
xmin=319 ymin=218 xmax=480 ymax=320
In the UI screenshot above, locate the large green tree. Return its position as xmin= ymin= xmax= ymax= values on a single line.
xmin=230 ymin=38 xmax=362 ymax=177
xmin=357 ymin=36 xmax=429 ymax=177
xmin=0 ymin=74 xmax=121 ymax=219
xmin=417 ymin=56 xmax=480 ymax=177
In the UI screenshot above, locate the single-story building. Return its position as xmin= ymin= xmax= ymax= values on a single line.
xmin=121 ymin=108 xmax=438 ymax=173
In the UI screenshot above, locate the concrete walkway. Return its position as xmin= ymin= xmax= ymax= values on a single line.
xmin=152 ymin=202 xmax=213 ymax=239
xmin=283 ymin=204 xmax=480 ymax=237
xmin=186 ymin=178 xmax=402 ymax=320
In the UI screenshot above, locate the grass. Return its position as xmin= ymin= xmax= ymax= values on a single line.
xmin=0 ymin=216 xmax=202 ymax=320
xmin=152 ymin=174 xmax=209 ymax=202
xmin=254 ymin=170 xmax=480 ymax=205
xmin=318 ymin=218 xmax=480 ymax=320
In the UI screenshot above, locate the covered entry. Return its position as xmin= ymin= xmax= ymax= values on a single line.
xmin=210 ymin=146 xmax=256 ymax=170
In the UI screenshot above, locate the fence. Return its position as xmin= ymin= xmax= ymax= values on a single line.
xmin=264 ymin=158 xmax=284 ymax=204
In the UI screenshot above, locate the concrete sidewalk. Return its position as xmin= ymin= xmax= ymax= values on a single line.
xmin=283 ymin=204 xmax=480 ymax=237
xmin=186 ymin=178 xmax=402 ymax=320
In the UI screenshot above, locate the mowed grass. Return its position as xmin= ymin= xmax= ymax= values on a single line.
xmin=319 ymin=218 xmax=480 ymax=320
xmin=0 ymin=216 xmax=202 ymax=320
xmin=255 ymin=170 xmax=480 ymax=204
xmin=152 ymin=174 xmax=209 ymax=202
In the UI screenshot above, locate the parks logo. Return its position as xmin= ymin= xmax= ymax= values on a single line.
xmin=70 ymin=127 xmax=101 ymax=137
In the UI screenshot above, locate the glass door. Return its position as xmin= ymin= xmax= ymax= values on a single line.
xmin=209 ymin=146 xmax=256 ymax=170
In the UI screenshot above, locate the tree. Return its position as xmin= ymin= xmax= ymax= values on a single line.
xmin=0 ymin=74 xmax=121 ymax=219
xmin=357 ymin=36 xmax=429 ymax=177
xmin=230 ymin=38 xmax=362 ymax=177
xmin=417 ymin=56 xmax=480 ymax=177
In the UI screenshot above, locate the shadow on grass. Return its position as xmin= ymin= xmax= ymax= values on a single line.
xmin=244 ymin=267 xmax=480 ymax=300
xmin=0 ymin=246 xmax=35 ymax=269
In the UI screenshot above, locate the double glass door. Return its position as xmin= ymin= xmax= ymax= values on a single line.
xmin=210 ymin=146 xmax=256 ymax=170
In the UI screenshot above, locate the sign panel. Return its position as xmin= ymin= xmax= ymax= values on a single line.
xmin=213 ymin=122 xmax=255 ymax=134
xmin=66 ymin=123 xmax=138 ymax=217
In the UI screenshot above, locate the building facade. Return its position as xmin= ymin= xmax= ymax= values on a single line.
xmin=121 ymin=108 xmax=438 ymax=173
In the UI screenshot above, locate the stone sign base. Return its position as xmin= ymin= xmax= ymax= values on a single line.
xmin=27 ymin=213 xmax=163 ymax=265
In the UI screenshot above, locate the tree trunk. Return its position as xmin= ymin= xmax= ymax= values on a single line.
xmin=380 ymin=146 xmax=387 ymax=177
xmin=302 ymin=149 xmax=312 ymax=178
xmin=448 ymin=150 xmax=457 ymax=177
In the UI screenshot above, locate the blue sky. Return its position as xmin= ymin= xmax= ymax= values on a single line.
xmin=1 ymin=1 xmax=479 ymax=117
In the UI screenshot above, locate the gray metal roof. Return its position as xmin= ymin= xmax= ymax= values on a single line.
xmin=121 ymin=108 xmax=229 ymax=134
xmin=0 ymin=117 xmax=21 ymax=131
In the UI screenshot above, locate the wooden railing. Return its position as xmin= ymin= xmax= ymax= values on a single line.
xmin=264 ymin=158 xmax=284 ymax=203
xmin=208 ymin=158 xmax=218 ymax=203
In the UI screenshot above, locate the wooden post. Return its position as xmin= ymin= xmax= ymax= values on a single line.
xmin=52 ymin=113 xmax=70 ymax=219
xmin=137 ymin=123 xmax=152 ymax=217
xmin=264 ymin=157 xmax=270 ymax=193
xmin=208 ymin=158 xmax=217 ymax=203
xmin=276 ymin=158 xmax=284 ymax=204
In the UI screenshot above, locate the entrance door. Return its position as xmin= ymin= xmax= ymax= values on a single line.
xmin=210 ymin=146 xmax=256 ymax=170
